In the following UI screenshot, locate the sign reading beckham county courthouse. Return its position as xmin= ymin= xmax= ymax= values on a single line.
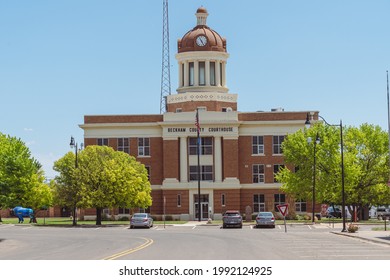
xmin=167 ymin=127 xmax=234 ymax=133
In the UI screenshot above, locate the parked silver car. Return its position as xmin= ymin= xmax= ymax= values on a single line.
xmin=255 ymin=212 xmax=275 ymax=228
xmin=130 ymin=213 xmax=153 ymax=228
xmin=222 ymin=210 xmax=243 ymax=228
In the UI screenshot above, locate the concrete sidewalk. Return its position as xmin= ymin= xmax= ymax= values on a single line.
xmin=331 ymin=228 xmax=390 ymax=246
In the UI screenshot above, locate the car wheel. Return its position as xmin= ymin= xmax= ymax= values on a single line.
xmin=223 ymin=224 xmax=226 ymax=228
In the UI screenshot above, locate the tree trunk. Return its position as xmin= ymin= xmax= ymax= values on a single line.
xmin=72 ymin=205 xmax=77 ymax=226
xmin=96 ymin=207 xmax=102 ymax=225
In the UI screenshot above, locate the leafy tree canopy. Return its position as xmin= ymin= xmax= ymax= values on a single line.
xmin=277 ymin=123 xmax=390 ymax=210
xmin=53 ymin=145 xmax=152 ymax=225
xmin=0 ymin=133 xmax=51 ymax=215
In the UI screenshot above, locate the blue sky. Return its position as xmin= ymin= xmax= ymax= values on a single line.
xmin=1 ymin=0 xmax=389 ymax=178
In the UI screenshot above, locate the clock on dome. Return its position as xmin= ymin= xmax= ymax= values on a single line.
xmin=196 ymin=35 xmax=208 ymax=47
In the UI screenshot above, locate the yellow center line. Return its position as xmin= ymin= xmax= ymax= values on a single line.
xmin=103 ymin=237 xmax=154 ymax=260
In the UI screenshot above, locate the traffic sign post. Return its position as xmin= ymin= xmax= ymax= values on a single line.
xmin=277 ymin=204 xmax=289 ymax=233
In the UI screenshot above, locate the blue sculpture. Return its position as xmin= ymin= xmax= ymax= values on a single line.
xmin=11 ymin=206 xmax=35 ymax=223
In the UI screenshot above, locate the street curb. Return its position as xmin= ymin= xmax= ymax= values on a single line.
xmin=331 ymin=231 xmax=390 ymax=246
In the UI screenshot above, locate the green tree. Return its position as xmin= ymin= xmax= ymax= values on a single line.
xmin=53 ymin=152 xmax=88 ymax=226
xmin=78 ymin=146 xmax=152 ymax=225
xmin=343 ymin=124 xmax=390 ymax=218
xmin=0 ymin=133 xmax=51 ymax=222
xmin=277 ymin=123 xmax=390 ymax=220
xmin=54 ymin=145 xmax=152 ymax=225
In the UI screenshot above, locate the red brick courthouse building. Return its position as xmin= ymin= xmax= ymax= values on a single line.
xmin=80 ymin=7 xmax=319 ymax=220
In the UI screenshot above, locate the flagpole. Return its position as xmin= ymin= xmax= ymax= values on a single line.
xmin=196 ymin=108 xmax=201 ymax=221
xmin=387 ymin=70 xmax=390 ymax=185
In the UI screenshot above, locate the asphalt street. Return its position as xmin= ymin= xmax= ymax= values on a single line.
xmin=1 ymin=223 xmax=390 ymax=260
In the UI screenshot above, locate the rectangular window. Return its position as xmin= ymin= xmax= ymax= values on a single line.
xmin=189 ymin=62 xmax=194 ymax=86
xmin=252 ymin=136 xmax=264 ymax=155
xmin=118 ymin=208 xmax=130 ymax=214
xmin=252 ymin=164 xmax=265 ymax=183
xmin=181 ymin=63 xmax=185 ymax=87
xmin=274 ymin=194 xmax=286 ymax=212
xmin=189 ymin=165 xmax=213 ymax=181
xmin=210 ymin=62 xmax=216 ymax=86
xmin=253 ymin=194 xmax=265 ymax=212
xmin=189 ymin=137 xmax=213 ymax=155
xmin=138 ymin=138 xmax=150 ymax=156
xmin=176 ymin=108 xmax=182 ymax=113
xmin=273 ymin=164 xmax=285 ymax=183
xmin=199 ymin=61 xmax=205 ymax=86
xmin=220 ymin=62 xmax=223 ymax=86
xmin=117 ymin=138 xmax=129 ymax=154
xmin=273 ymin=135 xmax=285 ymax=155
xmin=177 ymin=194 xmax=181 ymax=207
xmin=97 ymin=138 xmax=109 ymax=146
xmin=221 ymin=194 xmax=226 ymax=206
xmin=295 ymin=199 xmax=307 ymax=212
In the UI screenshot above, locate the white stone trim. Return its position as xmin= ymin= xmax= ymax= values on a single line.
xmin=167 ymin=91 xmax=237 ymax=104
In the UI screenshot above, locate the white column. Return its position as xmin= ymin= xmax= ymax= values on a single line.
xmin=180 ymin=137 xmax=188 ymax=182
xmin=214 ymin=136 xmax=222 ymax=182
xmin=194 ymin=60 xmax=199 ymax=86
xmin=222 ymin=62 xmax=227 ymax=87
xmin=216 ymin=61 xmax=221 ymax=87
xmin=178 ymin=62 xmax=183 ymax=88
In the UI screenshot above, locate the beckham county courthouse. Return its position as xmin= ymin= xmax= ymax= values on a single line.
xmin=0 ymin=7 xmax=319 ymax=221
xmin=75 ymin=7 xmax=320 ymax=221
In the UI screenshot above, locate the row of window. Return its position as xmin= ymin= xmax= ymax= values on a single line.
xmin=184 ymin=61 xmax=223 ymax=87
xmin=98 ymin=135 xmax=286 ymax=157
xmin=253 ymin=194 xmax=307 ymax=213
xmin=173 ymin=193 xmax=306 ymax=213
xmin=98 ymin=137 xmax=151 ymax=156
xmin=188 ymin=164 xmax=285 ymax=183
xmin=253 ymin=135 xmax=285 ymax=155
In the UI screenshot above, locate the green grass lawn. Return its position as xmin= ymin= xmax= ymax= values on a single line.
xmin=1 ymin=217 xmax=385 ymax=226
xmin=0 ymin=217 xmax=188 ymax=226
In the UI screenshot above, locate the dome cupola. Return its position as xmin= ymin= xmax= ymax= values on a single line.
xmin=178 ymin=7 xmax=227 ymax=53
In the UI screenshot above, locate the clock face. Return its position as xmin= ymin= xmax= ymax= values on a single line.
xmin=196 ymin=35 xmax=208 ymax=47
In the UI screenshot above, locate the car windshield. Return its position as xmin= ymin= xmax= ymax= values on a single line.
xmin=133 ymin=214 xmax=147 ymax=218
xmin=225 ymin=212 xmax=239 ymax=216
xmin=259 ymin=212 xmax=273 ymax=217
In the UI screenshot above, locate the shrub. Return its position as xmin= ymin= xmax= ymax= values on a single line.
xmin=348 ymin=223 xmax=359 ymax=233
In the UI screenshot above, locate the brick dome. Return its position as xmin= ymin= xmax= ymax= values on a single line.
xmin=177 ymin=7 xmax=227 ymax=53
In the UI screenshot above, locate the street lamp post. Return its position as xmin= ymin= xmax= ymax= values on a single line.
xmin=305 ymin=114 xmax=347 ymax=232
xmin=69 ymin=136 xmax=83 ymax=226
xmin=307 ymin=133 xmax=320 ymax=223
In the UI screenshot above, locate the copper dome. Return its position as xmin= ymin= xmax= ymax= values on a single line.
xmin=177 ymin=7 xmax=227 ymax=53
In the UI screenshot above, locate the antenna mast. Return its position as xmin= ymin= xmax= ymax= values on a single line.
xmin=160 ymin=0 xmax=171 ymax=114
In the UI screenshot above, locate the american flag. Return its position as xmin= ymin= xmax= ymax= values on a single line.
xmin=195 ymin=109 xmax=200 ymax=133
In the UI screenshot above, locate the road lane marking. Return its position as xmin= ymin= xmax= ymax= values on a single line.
xmin=103 ymin=238 xmax=154 ymax=260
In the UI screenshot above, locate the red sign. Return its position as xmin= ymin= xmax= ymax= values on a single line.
xmin=277 ymin=204 xmax=289 ymax=217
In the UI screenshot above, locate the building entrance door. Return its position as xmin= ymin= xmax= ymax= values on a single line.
xmin=194 ymin=194 xmax=209 ymax=220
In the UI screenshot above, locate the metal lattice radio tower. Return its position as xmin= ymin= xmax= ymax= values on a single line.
xmin=160 ymin=0 xmax=171 ymax=114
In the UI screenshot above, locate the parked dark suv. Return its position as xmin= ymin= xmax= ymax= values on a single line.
xmin=326 ymin=206 xmax=342 ymax=218
xmin=222 ymin=210 xmax=243 ymax=228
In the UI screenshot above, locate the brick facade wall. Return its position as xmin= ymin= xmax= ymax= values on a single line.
xmin=222 ymin=138 xmax=238 ymax=178
xmin=163 ymin=139 xmax=179 ymax=180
